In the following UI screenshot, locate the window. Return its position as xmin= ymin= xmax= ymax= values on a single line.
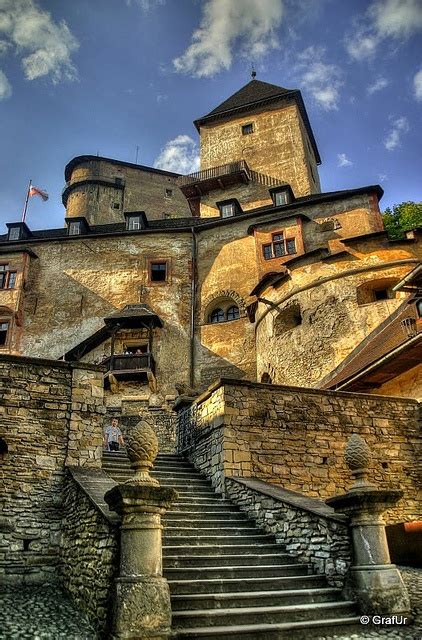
xmin=68 ymin=221 xmax=81 ymax=236
xmin=150 ymin=261 xmax=167 ymax=282
xmin=210 ymin=308 xmax=225 ymax=323
xmin=374 ymin=289 xmax=389 ymax=301
xmin=221 ymin=203 xmax=235 ymax=218
xmin=8 ymin=227 xmax=21 ymax=241
xmin=226 ymin=306 xmax=240 ymax=321
xmin=275 ymin=191 xmax=288 ymax=206
xmin=242 ymin=123 xmax=254 ymax=135
xmin=113 ymin=202 xmax=120 ymax=209
xmin=0 ymin=265 xmax=17 ymax=290
xmin=0 ymin=321 xmax=9 ymax=346
xmin=263 ymin=233 xmax=296 ymax=260
xmin=127 ymin=215 xmax=142 ymax=231
xmin=207 ymin=300 xmax=241 ymax=324
xmin=165 ymin=188 xmax=173 ymax=198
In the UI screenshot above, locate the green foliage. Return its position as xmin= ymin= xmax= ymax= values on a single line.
xmin=382 ymin=201 xmax=422 ymax=239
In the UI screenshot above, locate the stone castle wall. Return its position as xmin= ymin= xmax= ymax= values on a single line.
xmin=65 ymin=158 xmax=191 ymax=224
xmin=182 ymin=379 xmax=420 ymax=522
xmin=0 ymin=355 xmax=105 ymax=585
xmin=199 ymin=101 xmax=319 ymax=198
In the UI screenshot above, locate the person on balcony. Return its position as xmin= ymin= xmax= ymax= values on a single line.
xmin=104 ymin=417 xmax=125 ymax=451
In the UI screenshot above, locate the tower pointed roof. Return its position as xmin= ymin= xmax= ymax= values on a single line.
xmin=194 ymin=79 xmax=321 ymax=165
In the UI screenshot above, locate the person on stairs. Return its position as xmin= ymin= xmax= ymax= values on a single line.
xmin=104 ymin=417 xmax=125 ymax=452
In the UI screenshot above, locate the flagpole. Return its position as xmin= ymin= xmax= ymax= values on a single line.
xmin=21 ymin=179 xmax=32 ymax=223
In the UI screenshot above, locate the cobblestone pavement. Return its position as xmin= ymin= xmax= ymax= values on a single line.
xmin=0 ymin=585 xmax=97 ymax=640
xmin=320 ymin=567 xmax=422 ymax=640
xmin=1 ymin=567 xmax=420 ymax=639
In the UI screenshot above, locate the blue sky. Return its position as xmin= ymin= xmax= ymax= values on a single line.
xmin=0 ymin=0 xmax=421 ymax=231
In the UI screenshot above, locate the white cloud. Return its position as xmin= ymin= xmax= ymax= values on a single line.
xmin=337 ymin=153 xmax=353 ymax=167
xmin=384 ymin=116 xmax=409 ymax=151
xmin=295 ymin=46 xmax=343 ymax=110
xmin=0 ymin=0 xmax=79 ymax=84
xmin=173 ymin=0 xmax=283 ymax=77
xmin=0 ymin=68 xmax=11 ymax=99
xmin=126 ymin=0 xmax=165 ymax=10
xmin=378 ymin=173 xmax=388 ymax=182
xmin=154 ymin=135 xmax=200 ymax=174
xmin=346 ymin=0 xmax=422 ymax=61
xmin=156 ymin=93 xmax=168 ymax=103
xmin=413 ymin=68 xmax=422 ymax=100
xmin=367 ymin=76 xmax=389 ymax=95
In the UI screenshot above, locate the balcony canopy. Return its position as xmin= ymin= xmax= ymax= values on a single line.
xmin=104 ymin=304 xmax=163 ymax=329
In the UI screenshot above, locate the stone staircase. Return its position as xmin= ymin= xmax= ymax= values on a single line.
xmin=102 ymin=451 xmax=361 ymax=639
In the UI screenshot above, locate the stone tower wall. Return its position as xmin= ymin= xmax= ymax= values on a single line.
xmin=199 ymin=100 xmax=320 ymax=198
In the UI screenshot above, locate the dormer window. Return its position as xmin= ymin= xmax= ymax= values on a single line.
xmin=217 ymin=199 xmax=242 ymax=219
xmin=269 ymin=186 xmax=294 ymax=207
xmin=6 ymin=222 xmax=32 ymax=242
xmin=66 ymin=217 xmax=89 ymax=236
xmin=68 ymin=221 xmax=81 ymax=236
xmin=8 ymin=227 xmax=21 ymax=241
xmin=125 ymin=211 xmax=147 ymax=231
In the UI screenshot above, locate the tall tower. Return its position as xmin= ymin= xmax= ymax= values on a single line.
xmin=194 ymin=79 xmax=321 ymax=197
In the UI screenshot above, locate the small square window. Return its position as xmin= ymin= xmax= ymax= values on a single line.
xmin=150 ymin=262 xmax=167 ymax=282
xmin=68 ymin=221 xmax=81 ymax=236
xmin=165 ymin=188 xmax=173 ymax=198
xmin=275 ymin=191 xmax=288 ymax=206
xmin=8 ymin=227 xmax=21 ymax=241
xmin=221 ymin=203 xmax=235 ymax=218
xmin=113 ymin=202 xmax=120 ymax=209
xmin=127 ymin=216 xmax=141 ymax=231
xmin=242 ymin=123 xmax=254 ymax=135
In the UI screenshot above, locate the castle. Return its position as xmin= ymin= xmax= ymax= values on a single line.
xmin=0 ymin=78 xmax=420 ymax=414
xmin=1 ymin=78 xmax=421 ymax=638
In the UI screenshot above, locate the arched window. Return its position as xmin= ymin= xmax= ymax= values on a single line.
xmin=226 ymin=306 xmax=240 ymax=321
xmin=210 ymin=308 xmax=225 ymax=323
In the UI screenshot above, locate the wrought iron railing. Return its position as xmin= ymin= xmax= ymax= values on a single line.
xmin=102 ymin=353 xmax=154 ymax=373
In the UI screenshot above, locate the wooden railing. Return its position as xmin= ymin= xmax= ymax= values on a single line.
xmin=102 ymin=353 xmax=155 ymax=374
xmin=177 ymin=160 xmax=250 ymax=186
xmin=177 ymin=160 xmax=283 ymax=188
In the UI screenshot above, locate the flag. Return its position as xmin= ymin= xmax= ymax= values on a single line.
xmin=29 ymin=185 xmax=49 ymax=201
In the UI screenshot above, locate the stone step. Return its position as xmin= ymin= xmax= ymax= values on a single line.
xmin=164 ymin=513 xmax=252 ymax=523
xmin=172 ymin=601 xmax=357 ymax=630
xmin=167 ymin=505 xmax=241 ymax=514
xmin=164 ymin=526 xmax=264 ymax=536
xmin=163 ymin=554 xmax=295 ymax=568
xmin=170 ymin=617 xmax=362 ymax=639
xmin=164 ymin=564 xmax=311 ymax=581
xmin=170 ymin=588 xmax=343 ymax=611
xmin=163 ymin=534 xmax=276 ymax=546
xmin=163 ymin=544 xmax=286 ymax=557
xmin=163 ymin=517 xmax=255 ymax=528
xmin=152 ymin=470 xmax=209 ymax=478
xmin=168 ymin=575 xmax=328 ymax=596
xmin=163 ymin=489 xmax=218 ymax=497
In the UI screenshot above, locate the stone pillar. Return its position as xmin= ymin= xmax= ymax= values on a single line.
xmin=326 ymin=434 xmax=410 ymax=616
xmin=105 ymin=416 xmax=177 ymax=639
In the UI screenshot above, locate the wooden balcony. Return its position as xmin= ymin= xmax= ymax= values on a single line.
xmin=177 ymin=160 xmax=251 ymax=197
xmin=102 ymin=353 xmax=155 ymax=385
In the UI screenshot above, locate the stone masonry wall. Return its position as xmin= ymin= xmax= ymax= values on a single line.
xmin=225 ymin=477 xmax=351 ymax=588
xmin=185 ymin=379 xmax=421 ymax=522
xmin=0 ymin=355 xmax=105 ymax=585
xmin=62 ymin=469 xmax=119 ymax=638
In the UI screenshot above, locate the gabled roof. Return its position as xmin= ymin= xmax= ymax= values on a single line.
xmin=194 ymin=79 xmax=321 ymax=165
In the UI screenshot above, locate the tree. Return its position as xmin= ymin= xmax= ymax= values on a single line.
xmin=382 ymin=201 xmax=422 ymax=239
